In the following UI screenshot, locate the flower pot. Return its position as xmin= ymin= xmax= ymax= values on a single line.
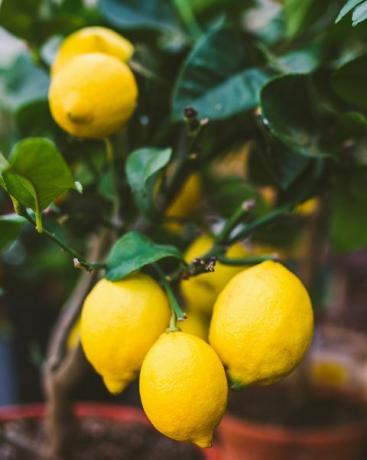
xmin=218 ymin=413 xmax=365 ymax=460
xmin=0 ymin=403 xmax=221 ymax=460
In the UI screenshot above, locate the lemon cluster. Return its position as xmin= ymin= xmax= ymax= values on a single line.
xmin=79 ymin=257 xmax=313 ymax=449
xmin=49 ymin=27 xmax=138 ymax=139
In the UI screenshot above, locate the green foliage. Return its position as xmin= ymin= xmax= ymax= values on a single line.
xmin=126 ymin=147 xmax=172 ymax=218
xmin=1 ymin=138 xmax=74 ymax=213
xmin=332 ymin=54 xmax=367 ymax=109
xmin=0 ymin=214 xmax=26 ymax=252
xmin=260 ymin=74 xmax=328 ymax=158
xmin=106 ymin=231 xmax=182 ymax=280
xmin=330 ymin=169 xmax=367 ymax=251
xmin=1 ymin=0 xmax=367 ymax=285
xmin=172 ymin=21 xmax=270 ymax=120
xmin=0 ymin=54 xmax=49 ymax=113
xmin=0 ymin=0 xmax=96 ymax=45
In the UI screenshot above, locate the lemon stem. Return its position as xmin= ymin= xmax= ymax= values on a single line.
xmin=153 ymin=264 xmax=186 ymax=329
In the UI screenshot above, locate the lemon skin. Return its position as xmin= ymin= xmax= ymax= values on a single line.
xmin=140 ymin=331 xmax=228 ymax=448
xmin=49 ymin=52 xmax=137 ymax=139
xmin=180 ymin=234 xmax=248 ymax=315
xmin=51 ymin=26 xmax=134 ymax=76
xmin=81 ymin=273 xmax=170 ymax=394
xmin=209 ymin=261 xmax=314 ymax=387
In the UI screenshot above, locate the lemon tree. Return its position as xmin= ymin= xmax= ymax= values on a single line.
xmin=0 ymin=0 xmax=366 ymax=457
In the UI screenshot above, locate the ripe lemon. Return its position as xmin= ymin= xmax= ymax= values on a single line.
xmin=51 ymin=26 xmax=134 ymax=76
xmin=180 ymin=310 xmax=209 ymax=340
xmin=209 ymin=261 xmax=313 ymax=387
xmin=140 ymin=331 xmax=228 ymax=448
xmin=81 ymin=273 xmax=170 ymax=394
xmin=180 ymin=234 xmax=248 ymax=315
xmin=49 ymin=52 xmax=138 ymax=139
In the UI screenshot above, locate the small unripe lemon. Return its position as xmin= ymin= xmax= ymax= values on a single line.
xmin=180 ymin=234 xmax=248 ymax=315
xmin=81 ymin=273 xmax=170 ymax=394
xmin=49 ymin=52 xmax=137 ymax=139
xmin=51 ymin=26 xmax=134 ymax=76
xmin=209 ymin=261 xmax=313 ymax=387
xmin=140 ymin=331 xmax=228 ymax=448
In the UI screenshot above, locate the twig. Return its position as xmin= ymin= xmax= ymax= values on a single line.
xmin=217 ymin=254 xmax=279 ymax=266
xmin=20 ymin=208 xmax=105 ymax=272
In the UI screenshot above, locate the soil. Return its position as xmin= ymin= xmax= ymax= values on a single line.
xmin=228 ymin=385 xmax=366 ymax=429
xmin=0 ymin=417 xmax=205 ymax=460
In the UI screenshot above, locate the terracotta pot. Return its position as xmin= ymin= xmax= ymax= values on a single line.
xmin=218 ymin=413 xmax=365 ymax=460
xmin=0 ymin=403 xmax=221 ymax=460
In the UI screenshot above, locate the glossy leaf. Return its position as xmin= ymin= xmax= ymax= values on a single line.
xmin=172 ymin=21 xmax=270 ymax=120
xmin=0 ymin=214 xmax=26 ymax=252
xmin=332 ymin=54 xmax=367 ymax=109
xmin=126 ymin=147 xmax=172 ymax=217
xmin=352 ymin=0 xmax=367 ymax=24
xmin=0 ymin=54 xmax=49 ymax=113
xmin=99 ymin=0 xmax=180 ymax=31
xmin=106 ymin=231 xmax=182 ymax=280
xmin=330 ymin=170 xmax=367 ymax=251
xmin=260 ymin=74 xmax=327 ymax=157
xmin=336 ymin=0 xmax=363 ymax=22
xmin=2 ymin=138 xmax=74 ymax=212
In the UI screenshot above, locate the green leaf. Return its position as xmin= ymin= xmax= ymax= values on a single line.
xmin=0 ymin=54 xmax=49 ymax=113
xmin=2 ymin=138 xmax=74 ymax=212
xmin=336 ymin=0 xmax=363 ymax=22
xmin=283 ymin=0 xmax=314 ymax=37
xmin=248 ymin=140 xmax=310 ymax=190
xmin=283 ymin=0 xmax=340 ymax=37
xmin=172 ymin=21 xmax=270 ymax=121
xmin=332 ymin=54 xmax=367 ymax=109
xmin=0 ymin=0 xmax=42 ymax=42
xmin=0 ymin=214 xmax=26 ymax=252
xmin=126 ymin=147 xmax=172 ymax=217
xmin=105 ymin=231 xmax=182 ymax=280
xmin=278 ymin=48 xmax=320 ymax=73
xmin=260 ymin=74 xmax=327 ymax=157
xmin=99 ymin=0 xmax=180 ymax=32
xmin=330 ymin=169 xmax=367 ymax=251
xmin=352 ymin=0 xmax=367 ymax=24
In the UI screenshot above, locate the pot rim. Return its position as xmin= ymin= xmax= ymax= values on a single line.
xmin=0 ymin=403 xmax=220 ymax=459
xmin=218 ymin=413 xmax=365 ymax=444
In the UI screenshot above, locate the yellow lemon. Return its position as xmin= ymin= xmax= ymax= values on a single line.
xmin=180 ymin=311 xmax=209 ymax=340
xmin=49 ymin=52 xmax=137 ymax=139
xmin=140 ymin=331 xmax=228 ymax=448
xmin=180 ymin=234 xmax=248 ymax=315
xmin=51 ymin=26 xmax=134 ymax=76
xmin=165 ymin=174 xmax=202 ymax=233
xmin=209 ymin=261 xmax=313 ymax=387
xmin=81 ymin=273 xmax=170 ymax=394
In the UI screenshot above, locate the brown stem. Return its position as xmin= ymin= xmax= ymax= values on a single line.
xmin=43 ymin=230 xmax=111 ymax=460
xmin=45 ymin=345 xmax=89 ymax=459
